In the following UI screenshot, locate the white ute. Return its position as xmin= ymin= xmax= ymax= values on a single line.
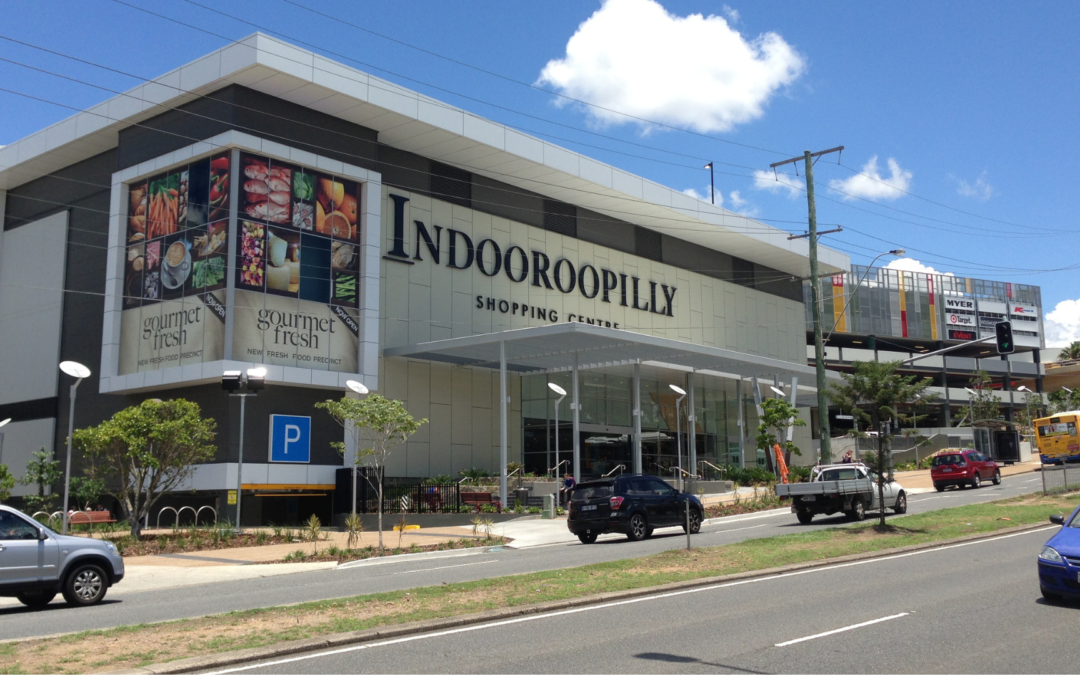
xmin=775 ymin=463 xmax=907 ymax=524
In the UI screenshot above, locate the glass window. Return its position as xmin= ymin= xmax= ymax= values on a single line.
xmin=0 ymin=512 xmax=40 ymax=541
xmin=572 ymin=483 xmax=613 ymax=501
xmin=932 ymin=454 xmax=966 ymax=466
xmin=648 ymin=479 xmax=676 ymax=496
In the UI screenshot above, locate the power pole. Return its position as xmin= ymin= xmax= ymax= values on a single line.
xmin=771 ymin=146 xmax=843 ymax=464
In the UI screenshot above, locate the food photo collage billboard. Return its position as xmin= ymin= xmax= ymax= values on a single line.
xmin=118 ymin=151 xmax=362 ymax=375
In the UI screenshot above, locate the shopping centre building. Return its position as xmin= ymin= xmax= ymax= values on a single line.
xmin=0 ymin=34 xmax=853 ymax=524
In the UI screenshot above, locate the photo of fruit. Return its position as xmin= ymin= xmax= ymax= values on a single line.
xmin=314 ymin=174 xmax=358 ymax=241
xmin=208 ymin=154 xmax=230 ymax=222
xmin=237 ymin=220 xmax=265 ymax=289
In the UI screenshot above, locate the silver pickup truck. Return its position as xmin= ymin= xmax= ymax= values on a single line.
xmin=0 ymin=504 xmax=125 ymax=608
xmin=775 ymin=463 xmax=908 ymax=524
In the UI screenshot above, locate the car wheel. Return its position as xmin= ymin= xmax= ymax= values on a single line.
xmin=626 ymin=513 xmax=648 ymax=541
xmin=1041 ymin=587 xmax=1062 ymax=603
xmin=577 ymin=533 xmax=598 ymax=544
xmin=934 ymin=483 xmax=945 ymax=493
xmin=846 ymin=500 xmax=866 ymax=522
xmin=971 ymin=473 xmax=981 ymax=489
xmin=796 ymin=510 xmax=814 ymax=524
xmin=683 ymin=508 xmax=702 ymax=534
xmin=17 ymin=591 xmax=56 ymax=608
xmin=62 ymin=563 xmax=108 ymax=607
xmin=992 ymin=470 xmax=1002 ymax=485
xmin=894 ymin=492 xmax=907 ymax=514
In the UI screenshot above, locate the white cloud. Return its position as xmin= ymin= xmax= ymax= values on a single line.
xmin=537 ymin=0 xmax=805 ymax=133
xmin=752 ymin=169 xmax=804 ymax=198
xmin=682 ymin=186 xmax=723 ymax=206
xmin=884 ymin=257 xmax=955 ymax=277
xmin=953 ymin=170 xmax=993 ymax=200
xmin=729 ymin=190 xmax=748 ymax=208
xmin=827 ymin=156 xmax=912 ymax=201
xmin=722 ymin=5 xmax=740 ymax=23
xmin=1044 ymin=299 xmax=1080 ymax=348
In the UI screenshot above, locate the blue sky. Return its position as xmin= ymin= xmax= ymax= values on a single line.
xmin=3 ymin=0 xmax=1078 ymax=345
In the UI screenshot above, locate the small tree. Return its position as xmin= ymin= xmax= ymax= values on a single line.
xmin=829 ymin=361 xmax=934 ymax=527
xmin=969 ymin=370 xmax=1000 ymax=424
xmin=1048 ymin=388 xmax=1080 ymax=414
xmin=0 ymin=464 xmax=16 ymax=503
xmin=73 ymin=399 xmax=217 ymax=539
xmin=755 ymin=397 xmax=806 ymax=469
xmin=70 ymin=475 xmax=107 ymax=511
xmin=1058 ymin=341 xmax=1080 ymax=362
xmin=316 ymin=394 xmax=426 ymax=551
xmin=20 ymin=447 xmax=62 ymax=514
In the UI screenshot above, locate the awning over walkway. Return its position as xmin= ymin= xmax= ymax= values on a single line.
xmin=384 ymin=322 xmax=837 ymax=387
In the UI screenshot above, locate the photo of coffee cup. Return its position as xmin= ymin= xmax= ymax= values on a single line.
xmin=162 ymin=239 xmax=192 ymax=289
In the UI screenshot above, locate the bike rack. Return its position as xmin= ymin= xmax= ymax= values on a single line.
xmin=176 ymin=505 xmax=198 ymax=527
xmin=195 ymin=505 xmax=217 ymax=526
xmin=156 ymin=506 xmax=178 ymax=529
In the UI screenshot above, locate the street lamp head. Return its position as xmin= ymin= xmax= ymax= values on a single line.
xmin=346 ymin=380 xmax=369 ymax=395
xmin=548 ymin=382 xmax=567 ymax=397
xmin=889 ymin=249 xmax=906 ymax=256
xmin=1017 ymin=385 xmax=1031 ymax=393
xmin=59 ymin=361 xmax=91 ymax=380
xmin=221 ymin=370 xmax=243 ymax=392
xmin=769 ymin=386 xmax=786 ymax=397
xmin=669 ymin=384 xmax=686 ymax=397
xmin=245 ymin=367 xmax=267 ymax=392
xmin=704 ymin=162 xmax=713 ymax=169
xmin=1063 ymin=387 xmax=1073 ymax=394
xmin=965 ymin=388 xmax=977 ymax=395
xmin=0 ymin=417 xmax=10 ymax=429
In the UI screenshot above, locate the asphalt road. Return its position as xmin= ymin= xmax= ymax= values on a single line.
xmin=0 ymin=473 xmax=1049 ymax=641
xmin=214 ymin=525 xmax=1075 ymax=675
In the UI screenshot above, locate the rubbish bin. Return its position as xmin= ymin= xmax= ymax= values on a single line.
xmin=514 ymin=488 xmax=530 ymax=509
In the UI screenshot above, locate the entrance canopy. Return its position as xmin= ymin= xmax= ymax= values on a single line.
xmin=384 ymin=322 xmax=838 ymax=395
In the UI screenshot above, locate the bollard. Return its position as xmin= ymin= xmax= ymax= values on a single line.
xmin=543 ymin=493 xmax=555 ymax=520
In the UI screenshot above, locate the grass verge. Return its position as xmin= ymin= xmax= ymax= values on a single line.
xmin=3 ymin=492 xmax=1076 ymax=674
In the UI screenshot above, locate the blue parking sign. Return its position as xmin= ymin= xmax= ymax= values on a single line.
xmin=269 ymin=415 xmax=311 ymax=463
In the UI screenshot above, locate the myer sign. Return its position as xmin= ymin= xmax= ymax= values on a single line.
xmin=384 ymin=194 xmax=677 ymax=321
xmin=945 ymin=298 xmax=975 ymax=311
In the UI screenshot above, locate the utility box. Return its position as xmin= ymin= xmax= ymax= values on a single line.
xmin=542 ymin=493 xmax=555 ymax=520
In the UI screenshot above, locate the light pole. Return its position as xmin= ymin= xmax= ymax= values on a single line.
xmin=824 ymin=249 xmax=906 ymax=342
xmin=222 ymin=367 xmax=266 ymax=530
xmin=548 ymin=383 xmax=567 ymax=506
xmin=345 ymin=380 xmax=369 ymax=517
xmin=704 ymin=162 xmax=715 ymax=204
xmin=1018 ymin=385 xmax=1033 ymax=440
xmin=0 ymin=417 xmax=10 ymax=466
xmin=670 ymin=384 xmax=686 ymax=490
xmin=911 ymin=394 xmax=921 ymax=467
xmin=58 ymin=361 xmax=90 ymax=534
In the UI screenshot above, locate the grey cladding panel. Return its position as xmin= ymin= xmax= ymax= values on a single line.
xmin=471 ymin=174 xmax=543 ymax=228
xmin=577 ymin=208 xmax=635 ymax=255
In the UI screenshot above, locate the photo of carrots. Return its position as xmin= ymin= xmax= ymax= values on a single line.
xmin=146 ymin=174 xmax=180 ymax=239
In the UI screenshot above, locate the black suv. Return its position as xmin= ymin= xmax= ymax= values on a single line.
xmin=566 ymin=474 xmax=704 ymax=544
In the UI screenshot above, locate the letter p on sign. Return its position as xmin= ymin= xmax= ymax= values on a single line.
xmin=270 ymin=415 xmax=311 ymax=463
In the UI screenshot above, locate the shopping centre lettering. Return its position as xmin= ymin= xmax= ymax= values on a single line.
xmin=385 ymin=194 xmax=677 ymax=318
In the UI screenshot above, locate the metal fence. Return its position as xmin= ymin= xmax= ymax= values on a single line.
xmin=1041 ymin=465 xmax=1080 ymax=494
xmin=370 ymin=484 xmax=462 ymax=514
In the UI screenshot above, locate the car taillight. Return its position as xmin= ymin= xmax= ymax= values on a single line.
xmin=609 ymin=496 xmax=624 ymax=510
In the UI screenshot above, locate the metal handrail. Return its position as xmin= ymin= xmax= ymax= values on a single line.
xmin=548 ymin=459 xmax=569 ymax=478
xmin=699 ymin=460 xmax=725 ymax=480
xmin=670 ymin=466 xmax=693 ymax=477
xmin=507 ymin=468 xmax=521 ymax=479
xmin=603 ymin=464 xmax=626 ymax=477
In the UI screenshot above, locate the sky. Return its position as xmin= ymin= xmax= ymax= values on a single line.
xmin=2 ymin=0 xmax=1078 ymax=347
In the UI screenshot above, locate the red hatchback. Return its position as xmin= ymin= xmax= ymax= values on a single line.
xmin=931 ymin=449 xmax=1001 ymax=491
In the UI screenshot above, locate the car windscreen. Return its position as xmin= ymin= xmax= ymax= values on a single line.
xmin=819 ymin=469 xmax=859 ymax=481
xmin=932 ymin=454 xmax=966 ymax=466
xmin=572 ymin=483 xmax=613 ymax=501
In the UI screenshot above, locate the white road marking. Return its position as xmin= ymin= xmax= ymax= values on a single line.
xmin=393 ymin=560 xmax=496 ymax=575
xmin=204 ymin=526 xmax=1057 ymax=674
xmin=336 ymin=549 xmax=487 ymax=570
xmin=775 ymin=613 xmax=909 ymax=647
xmin=708 ymin=524 xmax=768 ymax=535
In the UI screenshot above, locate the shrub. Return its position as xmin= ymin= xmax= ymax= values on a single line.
xmin=788 ymin=466 xmax=811 ymax=483
xmin=344 ymin=513 xmax=364 ymax=549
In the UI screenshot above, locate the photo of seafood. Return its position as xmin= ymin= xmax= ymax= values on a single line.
xmin=331 ymin=240 xmax=358 ymax=272
xmin=242 ymin=154 xmax=292 ymax=224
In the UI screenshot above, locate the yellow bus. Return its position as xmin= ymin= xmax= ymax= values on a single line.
xmin=1034 ymin=412 xmax=1080 ymax=464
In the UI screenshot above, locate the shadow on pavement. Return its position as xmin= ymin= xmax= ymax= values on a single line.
xmin=635 ymin=651 xmax=770 ymax=674
xmin=0 ymin=598 xmax=121 ymax=616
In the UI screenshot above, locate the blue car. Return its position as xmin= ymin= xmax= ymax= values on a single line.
xmin=1038 ymin=502 xmax=1080 ymax=603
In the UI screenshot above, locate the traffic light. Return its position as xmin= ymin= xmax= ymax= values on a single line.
xmin=995 ymin=321 xmax=1015 ymax=354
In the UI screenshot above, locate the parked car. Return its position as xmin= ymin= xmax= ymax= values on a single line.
xmin=777 ymin=463 xmax=906 ymax=524
xmin=566 ymin=474 xmax=704 ymax=544
xmin=930 ymin=449 xmax=1001 ymax=491
xmin=1038 ymin=503 xmax=1080 ymax=603
xmin=0 ymin=504 xmax=124 ymax=608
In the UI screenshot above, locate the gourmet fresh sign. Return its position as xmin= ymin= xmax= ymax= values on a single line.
xmin=384 ymin=194 xmax=677 ymax=317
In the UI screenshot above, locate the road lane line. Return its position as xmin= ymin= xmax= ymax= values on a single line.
xmin=393 ymin=560 xmax=497 ymax=575
xmin=205 ymin=526 xmax=1056 ymax=674
xmin=336 ymin=549 xmax=488 ymax=570
xmin=708 ymin=524 xmax=768 ymax=535
xmin=775 ymin=613 xmax=909 ymax=647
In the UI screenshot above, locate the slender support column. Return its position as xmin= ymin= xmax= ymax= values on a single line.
xmin=235 ymin=394 xmax=246 ymax=530
xmin=633 ymin=362 xmax=642 ymax=474
xmin=499 ymin=340 xmax=508 ymax=508
xmin=737 ymin=380 xmax=746 ymax=468
xmin=941 ymin=349 xmax=951 ymax=427
xmin=687 ymin=372 xmax=697 ymax=477
xmin=572 ymin=353 xmax=581 ymax=482
xmin=1004 ymin=355 xmax=1015 ymax=423
xmin=61 ymin=383 xmax=78 ymax=535
xmin=786 ymin=376 xmax=799 ymax=443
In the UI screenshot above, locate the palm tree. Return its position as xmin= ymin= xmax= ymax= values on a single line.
xmin=1058 ymin=341 xmax=1080 ymax=362
xmin=829 ymin=361 xmax=935 ymax=527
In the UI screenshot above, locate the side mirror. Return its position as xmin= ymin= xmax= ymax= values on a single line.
xmin=1050 ymin=514 xmax=1065 ymax=526
xmin=37 ymin=528 xmax=47 ymax=540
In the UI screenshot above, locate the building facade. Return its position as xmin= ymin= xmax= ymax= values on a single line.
xmin=0 ymin=34 xmax=846 ymax=524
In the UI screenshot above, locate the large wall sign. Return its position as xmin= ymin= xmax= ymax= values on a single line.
xmin=269 ymin=414 xmax=311 ymax=463
xmin=116 ymin=148 xmax=363 ymax=376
